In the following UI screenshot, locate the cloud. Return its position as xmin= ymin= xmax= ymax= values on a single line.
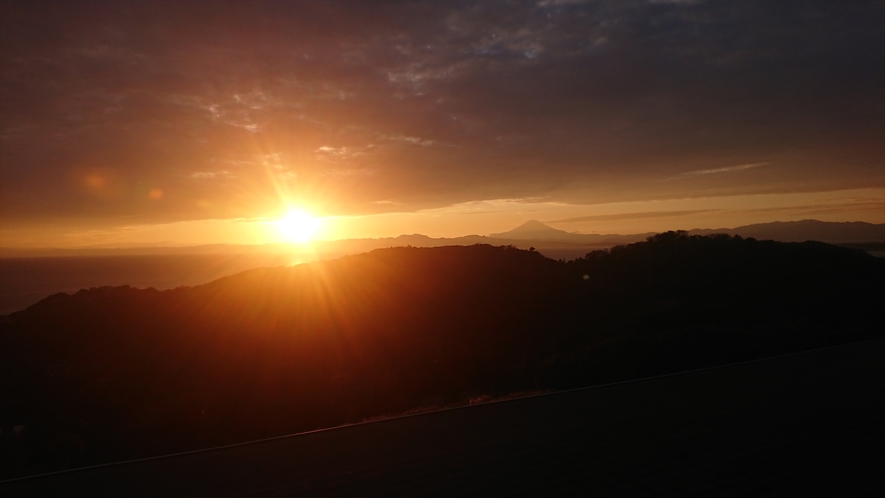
xmin=191 ymin=171 xmax=234 ymax=180
xmin=732 ymin=200 xmax=885 ymax=217
xmin=385 ymin=135 xmax=442 ymax=147
xmin=648 ymin=0 xmax=703 ymax=5
xmin=681 ymin=163 xmax=769 ymax=176
xmin=548 ymin=209 xmax=718 ymax=223
xmin=315 ymin=145 xmax=374 ymax=161
xmin=1 ymin=0 xmax=882 ymax=231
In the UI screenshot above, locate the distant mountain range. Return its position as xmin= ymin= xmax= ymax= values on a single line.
xmin=490 ymin=220 xmax=654 ymax=245
xmin=489 ymin=220 xmax=654 ymax=245
xmin=686 ymin=220 xmax=885 ymax=244
xmin=492 ymin=219 xmax=885 ymax=245
xmin=1 ymin=219 xmax=882 ymax=259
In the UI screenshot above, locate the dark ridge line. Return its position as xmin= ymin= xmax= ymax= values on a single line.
xmin=3 ymin=336 xmax=880 ymax=485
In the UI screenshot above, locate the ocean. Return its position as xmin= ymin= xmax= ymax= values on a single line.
xmin=0 ymin=253 xmax=316 ymax=315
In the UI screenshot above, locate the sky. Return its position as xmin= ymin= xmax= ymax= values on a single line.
xmin=1 ymin=0 xmax=883 ymax=248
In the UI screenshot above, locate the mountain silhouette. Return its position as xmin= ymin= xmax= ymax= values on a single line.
xmin=489 ymin=220 xmax=649 ymax=244
xmin=692 ymin=219 xmax=885 ymax=243
xmin=3 ymin=220 xmax=882 ymax=315
xmin=2 ymin=233 xmax=882 ymax=479
xmin=490 ymin=220 xmax=568 ymax=239
xmin=2 ymin=219 xmax=880 ymax=259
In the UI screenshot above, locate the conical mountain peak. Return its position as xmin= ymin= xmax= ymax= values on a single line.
xmin=489 ymin=220 xmax=578 ymax=241
xmin=511 ymin=220 xmax=556 ymax=232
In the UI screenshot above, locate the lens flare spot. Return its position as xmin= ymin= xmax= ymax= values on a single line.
xmin=85 ymin=175 xmax=107 ymax=189
xmin=149 ymin=189 xmax=164 ymax=199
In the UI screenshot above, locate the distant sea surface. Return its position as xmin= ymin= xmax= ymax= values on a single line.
xmin=0 ymin=247 xmax=593 ymax=316
xmin=4 ymin=242 xmax=880 ymax=316
xmin=0 ymin=253 xmax=317 ymax=315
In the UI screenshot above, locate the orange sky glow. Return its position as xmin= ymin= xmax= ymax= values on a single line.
xmin=1 ymin=1 xmax=882 ymax=250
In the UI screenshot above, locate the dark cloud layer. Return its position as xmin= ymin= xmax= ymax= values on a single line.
xmin=2 ymin=0 xmax=883 ymax=228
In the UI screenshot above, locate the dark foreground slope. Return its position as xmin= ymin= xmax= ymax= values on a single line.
xmin=5 ymin=340 xmax=882 ymax=497
xmin=1 ymin=233 xmax=883 ymax=479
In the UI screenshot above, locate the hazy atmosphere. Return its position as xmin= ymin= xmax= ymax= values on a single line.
xmin=2 ymin=0 xmax=883 ymax=248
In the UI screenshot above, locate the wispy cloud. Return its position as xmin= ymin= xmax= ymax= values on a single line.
xmin=315 ymin=145 xmax=374 ymax=161
xmin=386 ymin=135 xmax=439 ymax=147
xmin=548 ymin=209 xmax=717 ymax=223
xmin=191 ymin=170 xmax=234 ymax=180
xmin=732 ymin=200 xmax=885 ymax=217
xmin=682 ymin=162 xmax=769 ymax=176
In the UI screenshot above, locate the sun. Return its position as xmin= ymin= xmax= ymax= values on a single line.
xmin=276 ymin=210 xmax=321 ymax=242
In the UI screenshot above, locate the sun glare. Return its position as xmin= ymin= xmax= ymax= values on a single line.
xmin=276 ymin=210 xmax=321 ymax=242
